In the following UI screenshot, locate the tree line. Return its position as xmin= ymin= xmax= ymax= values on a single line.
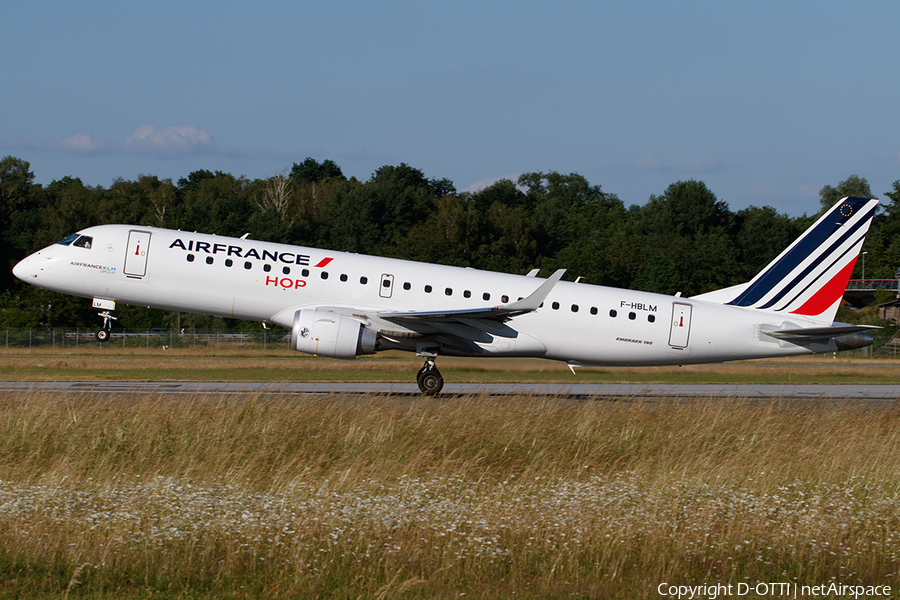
xmin=2 ymin=155 xmax=899 ymax=330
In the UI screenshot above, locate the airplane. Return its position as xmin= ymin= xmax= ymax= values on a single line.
xmin=12 ymin=196 xmax=880 ymax=395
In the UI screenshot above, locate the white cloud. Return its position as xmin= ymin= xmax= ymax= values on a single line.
xmin=123 ymin=125 xmax=214 ymax=156
xmin=631 ymin=156 xmax=663 ymax=171
xmin=2 ymin=125 xmax=218 ymax=158
xmin=58 ymin=133 xmax=105 ymax=153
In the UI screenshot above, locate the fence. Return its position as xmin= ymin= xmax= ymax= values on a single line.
xmin=2 ymin=327 xmax=895 ymax=357
xmin=845 ymin=279 xmax=900 ymax=291
xmin=1 ymin=328 xmax=291 ymax=350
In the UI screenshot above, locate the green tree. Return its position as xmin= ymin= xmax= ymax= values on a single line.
xmin=103 ymin=175 xmax=177 ymax=227
xmin=289 ymin=158 xmax=344 ymax=183
xmin=477 ymin=202 xmax=537 ymax=273
xmin=518 ymin=172 xmax=620 ymax=262
xmin=819 ymin=174 xmax=872 ymax=213
xmin=323 ymin=164 xmax=453 ymax=255
xmin=862 ymin=180 xmax=900 ymax=280
xmin=175 ymin=171 xmax=253 ymax=236
xmin=36 ymin=177 xmax=101 ymax=247
xmin=398 ymin=195 xmax=479 ymax=266
xmin=734 ymin=205 xmax=801 ymax=280
xmin=468 ymin=179 xmax=527 ymax=214
xmin=177 ymin=169 xmax=217 ymax=193
xmin=0 ymin=157 xmax=37 ymax=288
xmin=0 ymin=156 xmax=34 ymax=211
xmin=629 ymin=180 xmax=739 ymax=295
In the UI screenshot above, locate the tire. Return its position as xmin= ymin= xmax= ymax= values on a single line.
xmin=96 ymin=329 xmax=110 ymax=342
xmin=417 ymin=369 xmax=444 ymax=395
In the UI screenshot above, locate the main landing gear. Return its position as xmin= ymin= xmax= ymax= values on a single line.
xmin=96 ymin=310 xmax=117 ymax=342
xmin=416 ymin=357 xmax=444 ymax=395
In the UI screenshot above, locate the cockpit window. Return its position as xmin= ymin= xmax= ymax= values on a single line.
xmin=73 ymin=235 xmax=92 ymax=249
xmin=57 ymin=234 xmax=80 ymax=246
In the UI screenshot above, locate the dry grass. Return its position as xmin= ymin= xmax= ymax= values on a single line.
xmin=1 ymin=391 xmax=899 ymax=598
xmin=2 ymin=347 xmax=900 ymax=384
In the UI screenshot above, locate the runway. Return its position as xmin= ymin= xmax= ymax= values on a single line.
xmin=1 ymin=381 xmax=899 ymax=400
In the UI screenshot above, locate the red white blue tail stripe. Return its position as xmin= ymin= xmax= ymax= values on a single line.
xmin=726 ymin=197 xmax=877 ymax=320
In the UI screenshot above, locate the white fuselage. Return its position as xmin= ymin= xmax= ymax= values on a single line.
xmin=13 ymin=224 xmax=836 ymax=365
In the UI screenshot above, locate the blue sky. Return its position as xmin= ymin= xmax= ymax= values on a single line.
xmin=3 ymin=0 xmax=898 ymax=216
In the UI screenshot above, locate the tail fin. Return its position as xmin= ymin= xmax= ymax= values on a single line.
xmin=699 ymin=197 xmax=878 ymax=323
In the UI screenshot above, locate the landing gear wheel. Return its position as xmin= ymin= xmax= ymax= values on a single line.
xmin=416 ymin=358 xmax=444 ymax=395
xmin=417 ymin=368 xmax=443 ymax=395
xmin=95 ymin=308 xmax=117 ymax=343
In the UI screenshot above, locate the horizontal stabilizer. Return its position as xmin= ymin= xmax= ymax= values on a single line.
xmin=761 ymin=324 xmax=881 ymax=340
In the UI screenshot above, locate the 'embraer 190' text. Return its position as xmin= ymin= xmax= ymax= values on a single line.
xmin=169 ymin=238 xmax=331 ymax=266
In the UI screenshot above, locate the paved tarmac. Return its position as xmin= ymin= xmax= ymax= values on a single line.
xmin=1 ymin=381 xmax=899 ymax=400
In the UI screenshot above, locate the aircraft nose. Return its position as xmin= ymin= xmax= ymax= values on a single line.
xmin=12 ymin=256 xmax=37 ymax=282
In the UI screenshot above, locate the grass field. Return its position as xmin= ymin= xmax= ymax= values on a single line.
xmin=1 ymin=351 xmax=899 ymax=598
xmin=2 ymin=347 xmax=900 ymax=385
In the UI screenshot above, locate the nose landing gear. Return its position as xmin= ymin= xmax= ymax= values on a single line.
xmin=96 ymin=310 xmax=117 ymax=342
xmin=416 ymin=357 xmax=444 ymax=395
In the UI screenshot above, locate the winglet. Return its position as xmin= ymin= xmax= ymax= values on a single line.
xmin=377 ymin=268 xmax=567 ymax=323
xmin=502 ymin=269 xmax=566 ymax=314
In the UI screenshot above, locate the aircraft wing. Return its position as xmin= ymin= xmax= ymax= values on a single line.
xmin=378 ymin=269 xmax=566 ymax=323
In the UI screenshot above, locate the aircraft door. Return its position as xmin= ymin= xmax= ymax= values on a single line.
xmin=124 ymin=230 xmax=151 ymax=278
xmin=668 ymin=302 xmax=692 ymax=348
xmin=379 ymin=274 xmax=394 ymax=298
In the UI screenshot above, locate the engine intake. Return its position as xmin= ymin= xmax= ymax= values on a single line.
xmin=291 ymin=309 xmax=377 ymax=359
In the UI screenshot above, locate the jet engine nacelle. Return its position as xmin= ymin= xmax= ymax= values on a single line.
xmin=291 ymin=309 xmax=377 ymax=359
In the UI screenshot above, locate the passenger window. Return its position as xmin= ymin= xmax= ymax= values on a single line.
xmin=609 ymin=309 xmax=617 ymax=317
xmin=571 ymin=304 xmax=579 ymax=312
xmin=244 ymin=261 xmax=252 ymax=270
xmin=73 ymin=235 xmax=93 ymax=249
xmin=283 ymin=266 xmax=291 ymax=275
xmin=501 ymin=295 xmax=509 ymax=303
xmin=263 ymin=264 xmax=272 ymax=272
xmin=360 ymin=276 xmax=368 ymax=284
xmin=321 ymin=272 xmax=329 ymax=280
xmin=483 ymin=292 xmax=491 ymax=301
xmin=225 ymin=259 xmax=233 ymax=267
xmin=302 ymin=269 xmax=310 ymax=277
xmin=187 ymin=254 xmax=195 ymax=262
xmin=628 ymin=312 xmax=636 ymax=320
xmin=648 ymin=314 xmax=656 ymax=323
xmin=445 ymin=288 xmax=453 ymax=296
xmin=205 ymin=256 xmax=214 ymax=265
xmin=590 ymin=307 xmax=598 ymax=315
xmin=464 ymin=290 xmax=471 ymax=298
xmin=403 ymin=282 xmax=411 ymax=290
xmin=340 ymin=274 xmax=348 ymax=282
xmin=552 ymin=301 xmax=560 ymax=310
xmin=425 ymin=285 xmax=432 ymax=293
